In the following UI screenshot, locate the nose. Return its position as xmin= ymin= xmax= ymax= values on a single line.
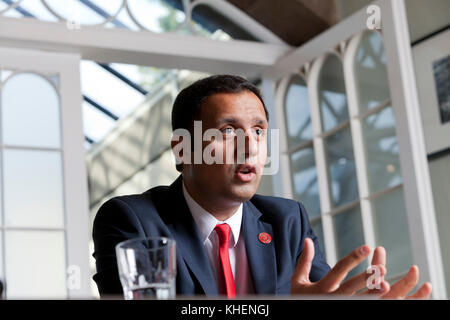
xmin=244 ymin=129 xmax=259 ymax=163
xmin=245 ymin=131 xmax=258 ymax=157
xmin=234 ymin=129 xmax=259 ymax=164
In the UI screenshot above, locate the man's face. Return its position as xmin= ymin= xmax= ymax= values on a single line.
xmin=183 ymin=90 xmax=268 ymax=205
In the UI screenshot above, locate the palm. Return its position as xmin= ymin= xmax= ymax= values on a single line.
xmin=291 ymin=238 xmax=432 ymax=299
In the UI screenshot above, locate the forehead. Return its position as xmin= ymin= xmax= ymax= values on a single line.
xmin=199 ymin=91 xmax=267 ymax=122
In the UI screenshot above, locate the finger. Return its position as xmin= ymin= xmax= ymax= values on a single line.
xmin=406 ymin=282 xmax=432 ymax=300
xmin=318 ymin=245 xmax=371 ymax=292
xmin=382 ymin=265 xmax=419 ymax=299
xmin=371 ymin=247 xmax=386 ymax=267
xmin=334 ymin=264 xmax=386 ymax=296
xmin=358 ymin=280 xmax=390 ymax=296
xmin=291 ymin=238 xmax=315 ymax=284
xmin=368 ymin=248 xmax=386 ymax=294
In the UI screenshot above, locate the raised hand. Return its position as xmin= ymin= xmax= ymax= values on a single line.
xmin=290 ymin=238 xmax=432 ymax=299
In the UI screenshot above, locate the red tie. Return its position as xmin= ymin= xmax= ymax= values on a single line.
xmin=214 ymin=223 xmax=236 ymax=298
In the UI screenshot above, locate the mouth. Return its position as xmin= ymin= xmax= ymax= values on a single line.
xmin=235 ymin=164 xmax=257 ymax=183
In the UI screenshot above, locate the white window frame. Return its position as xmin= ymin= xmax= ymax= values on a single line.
xmin=0 ymin=47 xmax=91 ymax=298
xmin=0 ymin=0 xmax=445 ymax=299
xmin=263 ymin=0 xmax=446 ymax=299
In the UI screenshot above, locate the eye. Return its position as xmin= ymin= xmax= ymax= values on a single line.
xmin=254 ymin=128 xmax=265 ymax=136
xmin=221 ymin=127 xmax=235 ymax=135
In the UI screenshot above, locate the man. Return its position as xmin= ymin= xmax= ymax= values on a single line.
xmin=92 ymin=75 xmax=432 ymax=299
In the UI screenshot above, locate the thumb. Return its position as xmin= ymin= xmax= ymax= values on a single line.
xmin=292 ymin=238 xmax=315 ymax=284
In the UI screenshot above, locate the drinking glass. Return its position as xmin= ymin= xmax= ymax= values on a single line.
xmin=115 ymin=237 xmax=176 ymax=300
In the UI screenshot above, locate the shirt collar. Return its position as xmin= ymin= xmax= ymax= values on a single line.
xmin=182 ymin=181 xmax=242 ymax=248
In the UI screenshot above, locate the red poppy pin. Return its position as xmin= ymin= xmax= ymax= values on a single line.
xmin=258 ymin=232 xmax=272 ymax=244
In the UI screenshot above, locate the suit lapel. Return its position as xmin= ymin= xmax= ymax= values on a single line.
xmin=242 ymin=201 xmax=277 ymax=294
xmin=163 ymin=176 xmax=218 ymax=295
xmin=158 ymin=176 xmax=277 ymax=295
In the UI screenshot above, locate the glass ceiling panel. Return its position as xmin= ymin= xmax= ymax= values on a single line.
xmin=1 ymin=0 xmax=260 ymax=147
xmin=42 ymin=0 xmax=123 ymax=25
xmin=126 ymin=0 xmax=185 ymax=33
xmin=20 ymin=0 xmax=59 ymax=21
xmin=82 ymin=101 xmax=116 ymax=143
xmin=1 ymin=7 xmax=20 ymax=17
xmin=105 ymin=4 xmax=139 ymax=30
xmin=0 ymin=0 xmax=19 ymax=12
xmin=191 ymin=4 xmax=256 ymax=41
xmin=108 ymin=63 xmax=171 ymax=92
xmin=1 ymin=0 xmax=57 ymax=21
xmin=1 ymin=0 xmax=255 ymax=43
xmin=80 ymin=60 xmax=145 ymax=119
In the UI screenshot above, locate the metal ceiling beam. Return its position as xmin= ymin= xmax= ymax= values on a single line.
xmin=85 ymin=135 xmax=95 ymax=144
xmin=78 ymin=0 xmax=128 ymax=29
xmin=4 ymin=0 xmax=148 ymax=96
xmin=83 ymin=95 xmax=119 ymax=121
xmin=0 ymin=16 xmax=291 ymax=78
xmin=97 ymin=63 xmax=149 ymax=95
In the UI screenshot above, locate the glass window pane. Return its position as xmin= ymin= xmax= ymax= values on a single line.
xmin=325 ymin=126 xmax=359 ymax=207
xmin=82 ymin=101 xmax=117 ymax=142
xmin=362 ymin=106 xmax=402 ymax=193
xmin=333 ymin=206 xmax=366 ymax=278
xmin=105 ymin=5 xmax=139 ymax=30
xmin=43 ymin=0 xmax=123 ymax=25
xmin=15 ymin=0 xmax=58 ymax=22
xmin=1 ymin=69 xmax=13 ymax=82
xmin=3 ymin=149 xmax=64 ymax=228
xmin=0 ymin=0 xmax=20 ymax=12
xmin=1 ymin=73 xmax=61 ymax=148
xmin=108 ymin=63 xmax=171 ymax=93
xmin=355 ymin=31 xmax=390 ymax=113
xmin=318 ymin=54 xmax=349 ymax=131
xmin=5 ymin=231 xmax=66 ymax=299
xmin=284 ymin=75 xmax=313 ymax=147
xmin=2 ymin=7 xmax=21 ymax=18
xmin=80 ymin=61 xmax=145 ymax=119
xmin=127 ymin=0 xmax=185 ymax=32
xmin=290 ymin=148 xmax=321 ymax=219
xmin=191 ymin=4 xmax=258 ymax=41
xmin=372 ymin=187 xmax=413 ymax=276
xmin=311 ymin=220 xmax=326 ymax=256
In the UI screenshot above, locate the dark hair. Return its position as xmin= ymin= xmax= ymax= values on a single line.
xmin=171 ymin=74 xmax=269 ymax=172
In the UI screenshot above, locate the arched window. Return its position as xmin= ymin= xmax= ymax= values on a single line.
xmin=316 ymin=54 xmax=365 ymax=277
xmin=354 ymin=31 xmax=412 ymax=277
xmin=1 ymin=71 xmax=67 ymax=297
xmin=318 ymin=54 xmax=350 ymax=131
xmin=318 ymin=54 xmax=360 ymax=208
xmin=284 ymin=75 xmax=313 ymax=147
xmin=283 ymin=74 xmax=324 ymax=253
xmin=2 ymin=72 xmax=61 ymax=148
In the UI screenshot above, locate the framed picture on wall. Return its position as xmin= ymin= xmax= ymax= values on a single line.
xmin=413 ymin=27 xmax=450 ymax=155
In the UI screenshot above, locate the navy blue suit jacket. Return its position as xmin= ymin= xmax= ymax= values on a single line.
xmin=92 ymin=175 xmax=330 ymax=296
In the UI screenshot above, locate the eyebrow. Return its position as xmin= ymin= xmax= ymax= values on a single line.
xmin=216 ymin=117 xmax=268 ymax=126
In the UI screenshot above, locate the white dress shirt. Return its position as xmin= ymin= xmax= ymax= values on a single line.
xmin=182 ymin=182 xmax=254 ymax=295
